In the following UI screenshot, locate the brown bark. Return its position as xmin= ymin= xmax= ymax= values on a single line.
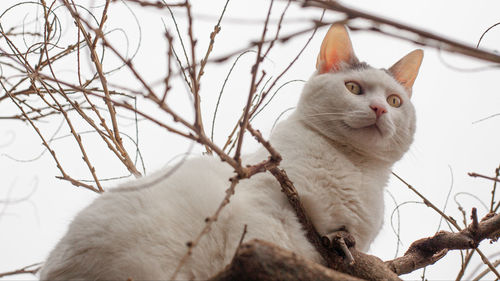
xmin=329 ymin=249 xmax=401 ymax=281
xmin=386 ymin=212 xmax=500 ymax=275
xmin=209 ymin=239 xmax=363 ymax=281
xmin=268 ymin=167 xmax=401 ymax=280
xmin=269 ymin=162 xmax=500 ymax=279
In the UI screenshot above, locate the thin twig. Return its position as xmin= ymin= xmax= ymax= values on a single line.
xmin=63 ymin=0 xmax=141 ymax=177
xmin=231 ymin=224 xmax=248 ymax=263
xmin=233 ymin=0 xmax=274 ymax=164
xmin=393 ymin=172 xmax=461 ymax=230
xmin=469 ymin=172 xmax=500 ymax=183
xmin=40 ymin=1 xmax=105 ymax=191
xmin=196 ymin=0 xmax=230 ymax=84
xmin=121 ymin=0 xmax=187 ymax=9
xmin=1 ymin=80 xmax=100 ymax=193
xmin=299 ymin=0 xmax=500 ymax=64
xmin=0 ymin=262 xmax=41 ymax=278
xmin=473 ymin=259 xmax=500 ymax=281
xmin=211 ymin=50 xmax=255 ymax=142
xmin=455 ymin=249 xmax=475 ymax=281
xmin=393 ymin=173 xmax=500 ymax=277
xmin=476 ymin=249 xmax=500 ymax=279
xmin=492 ymin=165 xmax=500 ymax=212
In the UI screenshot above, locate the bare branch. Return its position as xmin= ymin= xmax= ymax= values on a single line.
xmin=386 ymin=212 xmax=500 ymax=276
xmin=0 ymin=262 xmax=41 ymax=278
xmin=233 ymin=0 xmax=275 ymax=164
xmin=210 ymin=240 xmax=363 ymax=281
xmin=298 ymin=0 xmax=500 ymax=64
xmin=119 ymin=0 xmax=187 ymax=9
xmin=62 ymin=0 xmax=141 ymax=177
xmin=469 ymin=172 xmax=500 ymax=183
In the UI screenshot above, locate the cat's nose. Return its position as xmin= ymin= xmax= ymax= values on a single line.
xmin=370 ymin=104 xmax=387 ymax=118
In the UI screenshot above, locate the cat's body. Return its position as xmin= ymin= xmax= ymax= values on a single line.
xmin=40 ymin=25 xmax=423 ymax=280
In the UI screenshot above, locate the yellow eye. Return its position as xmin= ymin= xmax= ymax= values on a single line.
xmin=345 ymin=81 xmax=362 ymax=95
xmin=387 ymin=94 xmax=402 ymax=108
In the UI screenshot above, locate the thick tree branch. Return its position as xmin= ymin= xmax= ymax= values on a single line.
xmin=268 ymin=160 xmax=500 ymax=279
xmin=209 ymin=239 xmax=363 ymax=281
xmin=386 ymin=211 xmax=500 ymax=275
xmin=268 ymin=167 xmax=401 ymax=281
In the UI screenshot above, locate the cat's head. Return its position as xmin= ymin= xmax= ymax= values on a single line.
xmin=297 ymin=24 xmax=423 ymax=163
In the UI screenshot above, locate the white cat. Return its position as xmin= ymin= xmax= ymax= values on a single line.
xmin=40 ymin=24 xmax=423 ymax=280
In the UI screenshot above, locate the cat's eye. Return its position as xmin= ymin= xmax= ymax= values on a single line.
xmin=387 ymin=94 xmax=402 ymax=108
xmin=345 ymin=81 xmax=362 ymax=95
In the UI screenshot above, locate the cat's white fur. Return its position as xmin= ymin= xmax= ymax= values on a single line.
xmin=40 ymin=26 xmax=421 ymax=280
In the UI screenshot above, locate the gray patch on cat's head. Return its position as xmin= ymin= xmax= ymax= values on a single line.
xmin=346 ymin=61 xmax=370 ymax=71
xmin=334 ymin=61 xmax=370 ymax=73
xmin=380 ymin=68 xmax=393 ymax=77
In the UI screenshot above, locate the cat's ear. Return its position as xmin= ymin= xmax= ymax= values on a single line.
xmin=316 ymin=24 xmax=359 ymax=74
xmin=388 ymin=49 xmax=424 ymax=97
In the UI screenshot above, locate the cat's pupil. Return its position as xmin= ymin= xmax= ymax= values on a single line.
xmin=386 ymin=94 xmax=401 ymax=108
xmin=345 ymin=81 xmax=361 ymax=95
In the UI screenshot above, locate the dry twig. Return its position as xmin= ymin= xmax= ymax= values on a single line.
xmin=0 ymin=262 xmax=41 ymax=278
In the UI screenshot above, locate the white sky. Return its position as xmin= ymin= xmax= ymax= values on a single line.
xmin=1 ymin=0 xmax=500 ymax=280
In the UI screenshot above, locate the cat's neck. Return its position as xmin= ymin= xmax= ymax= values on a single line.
xmin=272 ymin=113 xmax=394 ymax=170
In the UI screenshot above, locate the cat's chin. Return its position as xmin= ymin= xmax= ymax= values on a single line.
xmin=360 ymin=124 xmax=384 ymax=137
xmin=339 ymin=120 xmax=398 ymax=156
xmin=342 ymin=120 xmax=388 ymax=138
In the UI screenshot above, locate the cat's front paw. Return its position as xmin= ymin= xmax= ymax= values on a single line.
xmin=321 ymin=227 xmax=356 ymax=264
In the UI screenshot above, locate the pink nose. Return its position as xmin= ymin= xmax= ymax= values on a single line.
xmin=370 ymin=104 xmax=387 ymax=118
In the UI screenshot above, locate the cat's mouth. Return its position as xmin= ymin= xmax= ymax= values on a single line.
xmin=365 ymin=124 xmax=384 ymax=136
xmin=343 ymin=120 xmax=384 ymax=137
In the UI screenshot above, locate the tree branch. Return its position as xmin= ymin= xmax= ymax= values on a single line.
xmin=267 ymin=167 xmax=401 ymax=281
xmin=299 ymin=0 xmax=500 ymax=64
xmin=209 ymin=239 xmax=363 ymax=281
xmin=386 ymin=211 xmax=500 ymax=275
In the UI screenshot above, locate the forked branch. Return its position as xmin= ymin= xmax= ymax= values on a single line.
xmin=386 ymin=210 xmax=500 ymax=276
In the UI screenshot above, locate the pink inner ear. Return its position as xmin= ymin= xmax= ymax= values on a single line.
xmin=388 ymin=49 xmax=424 ymax=95
xmin=316 ymin=24 xmax=357 ymax=74
xmin=318 ymin=50 xmax=341 ymax=74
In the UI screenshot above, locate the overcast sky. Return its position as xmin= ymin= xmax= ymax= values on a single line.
xmin=1 ymin=0 xmax=500 ymax=280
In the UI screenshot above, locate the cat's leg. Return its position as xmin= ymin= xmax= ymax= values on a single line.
xmin=321 ymin=226 xmax=357 ymax=262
